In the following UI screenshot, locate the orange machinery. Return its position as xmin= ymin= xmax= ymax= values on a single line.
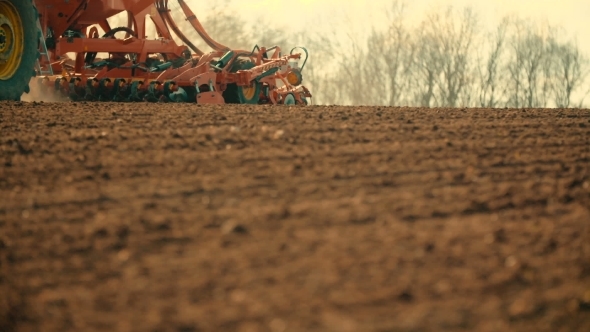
xmin=0 ymin=0 xmax=311 ymax=104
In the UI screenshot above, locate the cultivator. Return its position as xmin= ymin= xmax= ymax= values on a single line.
xmin=0 ymin=0 xmax=311 ymax=104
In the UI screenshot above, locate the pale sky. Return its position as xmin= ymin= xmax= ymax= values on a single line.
xmin=204 ymin=0 xmax=590 ymax=55
xmin=123 ymin=1 xmax=589 ymax=55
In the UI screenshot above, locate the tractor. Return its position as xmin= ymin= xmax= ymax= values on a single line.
xmin=0 ymin=0 xmax=311 ymax=104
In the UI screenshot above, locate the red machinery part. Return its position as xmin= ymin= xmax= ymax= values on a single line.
xmin=2 ymin=0 xmax=312 ymax=104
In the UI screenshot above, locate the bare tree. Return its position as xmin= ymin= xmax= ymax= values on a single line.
xmin=411 ymin=6 xmax=478 ymax=107
xmin=477 ymin=19 xmax=509 ymax=107
xmin=363 ymin=1 xmax=414 ymax=106
xmin=505 ymin=19 xmax=555 ymax=108
xmin=549 ymin=40 xmax=589 ymax=108
xmin=411 ymin=32 xmax=440 ymax=107
xmin=295 ymin=32 xmax=339 ymax=105
xmin=322 ymin=14 xmax=371 ymax=105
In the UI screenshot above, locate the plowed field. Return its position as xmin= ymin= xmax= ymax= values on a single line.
xmin=1 ymin=102 xmax=590 ymax=332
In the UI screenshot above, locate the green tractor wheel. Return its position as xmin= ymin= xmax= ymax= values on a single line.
xmin=223 ymin=58 xmax=261 ymax=104
xmin=0 ymin=0 xmax=38 ymax=101
xmin=283 ymin=93 xmax=296 ymax=105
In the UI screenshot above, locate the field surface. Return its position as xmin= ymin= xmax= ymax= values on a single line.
xmin=1 ymin=102 xmax=590 ymax=332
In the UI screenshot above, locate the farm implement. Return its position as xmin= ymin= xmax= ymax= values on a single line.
xmin=0 ymin=0 xmax=311 ymax=104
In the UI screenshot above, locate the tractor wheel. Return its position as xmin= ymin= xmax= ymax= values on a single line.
xmin=0 ymin=0 xmax=38 ymax=101
xmin=283 ymin=93 xmax=296 ymax=105
xmin=223 ymin=58 xmax=261 ymax=104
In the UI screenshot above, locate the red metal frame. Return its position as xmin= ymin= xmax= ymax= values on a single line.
xmin=32 ymin=0 xmax=312 ymax=105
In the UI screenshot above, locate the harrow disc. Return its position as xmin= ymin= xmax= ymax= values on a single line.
xmin=169 ymin=87 xmax=188 ymax=102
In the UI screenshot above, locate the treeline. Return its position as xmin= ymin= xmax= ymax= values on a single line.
xmin=166 ymin=1 xmax=589 ymax=107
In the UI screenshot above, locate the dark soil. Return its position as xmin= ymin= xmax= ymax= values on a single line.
xmin=1 ymin=102 xmax=589 ymax=332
